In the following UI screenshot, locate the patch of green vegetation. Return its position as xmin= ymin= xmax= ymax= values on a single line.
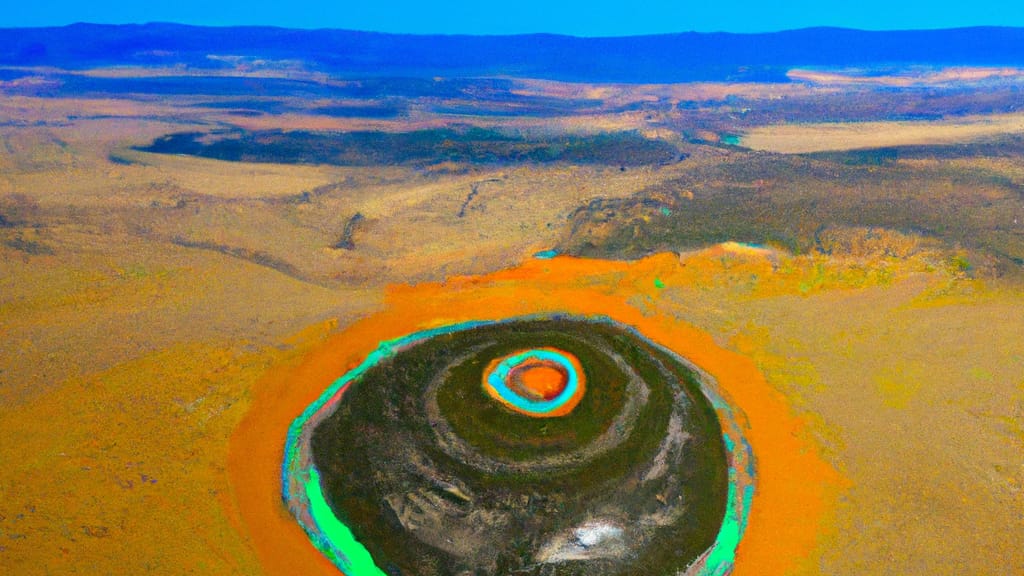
xmin=799 ymin=262 xmax=828 ymax=294
xmin=137 ymin=128 xmax=680 ymax=167
xmin=806 ymin=147 xmax=900 ymax=166
xmin=559 ymin=149 xmax=1024 ymax=273
xmin=950 ymin=254 xmax=972 ymax=275
xmin=118 ymin=264 xmax=150 ymax=279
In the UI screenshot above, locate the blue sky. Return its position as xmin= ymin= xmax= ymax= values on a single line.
xmin=3 ymin=0 xmax=1022 ymax=35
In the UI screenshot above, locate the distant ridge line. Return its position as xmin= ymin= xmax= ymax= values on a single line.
xmin=2 ymin=23 xmax=1024 ymax=83
xmin=4 ymin=21 xmax=1023 ymax=37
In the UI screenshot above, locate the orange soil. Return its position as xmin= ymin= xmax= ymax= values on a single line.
xmin=228 ymin=252 xmax=846 ymax=576
xmin=517 ymin=365 xmax=568 ymax=400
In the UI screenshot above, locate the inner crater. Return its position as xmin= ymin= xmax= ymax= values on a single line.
xmin=511 ymin=363 xmax=568 ymax=400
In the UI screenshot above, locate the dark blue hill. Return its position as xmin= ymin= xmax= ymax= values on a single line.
xmin=2 ymin=23 xmax=1024 ymax=82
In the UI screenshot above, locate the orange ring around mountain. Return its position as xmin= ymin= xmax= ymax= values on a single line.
xmin=227 ymin=251 xmax=845 ymax=576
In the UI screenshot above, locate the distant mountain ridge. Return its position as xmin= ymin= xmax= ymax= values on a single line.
xmin=2 ymin=23 xmax=1024 ymax=82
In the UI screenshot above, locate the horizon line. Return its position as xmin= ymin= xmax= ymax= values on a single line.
xmin=2 ymin=21 xmax=1023 ymax=39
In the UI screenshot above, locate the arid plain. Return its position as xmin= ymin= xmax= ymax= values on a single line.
xmin=1 ymin=59 xmax=1023 ymax=575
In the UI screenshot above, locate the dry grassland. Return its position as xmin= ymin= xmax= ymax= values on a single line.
xmin=0 ymin=82 xmax=1022 ymax=576
xmin=741 ymin=112 xmax=1024 ymax=153
xmin=788 ymin=66 xmax=1024 ymax=86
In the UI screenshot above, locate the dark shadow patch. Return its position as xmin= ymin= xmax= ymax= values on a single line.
xmin=170 ymin=236 xmax=314 ymax=283
xmin=137 ymin=128 xmax=680 ymax=167
xmin=4 ymin=235 xmax=55 ymax=255
xmin=332 ymin=213 xmax=366 ymax=250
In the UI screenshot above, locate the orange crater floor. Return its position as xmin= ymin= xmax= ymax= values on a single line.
xmin=515 ymin=364 xmax=568 ymax=400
